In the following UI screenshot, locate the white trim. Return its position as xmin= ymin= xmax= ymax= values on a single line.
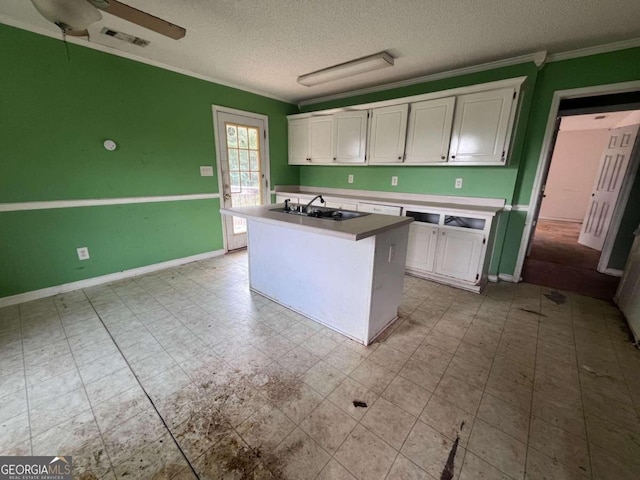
xmin=212 ymin=106 xmax=271 ymax=252
xmin=0 ymin=193 xmax=220 ymax=212
xmin=602 ymin=268 xmax=624 ymax=278
xmin=547 ymin=38 xmax=640 ymax=63
xmin=488 ymin=274 xmax=499 ymax=283
xmin=498 ymin=273 xmax=517 ymax=282
xmin=296 ymin=78 xmax=526 ymax=113
xmin=598 ymin=129 xmax=640 ymax=273
xmin=298 ymin=55 xmax=540 ymax=107
xmin=514 ymin=80 xmax=640 ymax=281
xmin=0 ymin=250 xmax=225 ymax=308
xmin=0 ymin=16 xmax=290 ymax=104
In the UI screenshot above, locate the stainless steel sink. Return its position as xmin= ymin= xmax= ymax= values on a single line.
xmin=270 ymin=206 xmax=370 ymax=221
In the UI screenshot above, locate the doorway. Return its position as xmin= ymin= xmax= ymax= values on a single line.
xmin=213 ymin=107 xmax=270 ymax=251
xmin=522 ymin=109 xmax=640 ymax=299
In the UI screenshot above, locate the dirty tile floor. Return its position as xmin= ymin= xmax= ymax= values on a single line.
xmin=1 ymin=251 xmax=639 ymax=479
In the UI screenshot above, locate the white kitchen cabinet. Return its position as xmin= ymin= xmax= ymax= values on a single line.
xmin=358 ymin=202 xmax=402 ymax=216
xmin=448 ymin=87 xmax=516 ymax=164
xmin=288 ymin=116 xmax=334 ymax=164
xmin=325 ymin=200 xmax=359 ymax=211
xmin=406 ymin=223 xmax=439 ymax=272
xmin=368 ymin=104 xmax=409 ymax=164
xmin=405 ymin=97 xmax=455 ymax=164
xmin=334 ymin=111 xmax=368 ymax=164
xmin=288 ymin=118 xmax=310 ymax=165
xmin=434 ymin=229 xmax=485 ymax=282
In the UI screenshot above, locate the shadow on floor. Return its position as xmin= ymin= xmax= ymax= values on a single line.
xmin=522 ymin=219 xmax=620 ymax=300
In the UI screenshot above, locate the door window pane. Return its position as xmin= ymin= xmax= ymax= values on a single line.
xmin=224 ymin=122 xmax=263 ymax=235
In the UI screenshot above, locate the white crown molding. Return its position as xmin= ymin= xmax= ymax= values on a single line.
xmin=298 ymin=52 xmax=543 ymax=108
xmin=547 ymin=37 xmax=640 ymax=63
xmin=0 ymin=249 xmax=225 ymax=308
xmin=0 ymin=15 xmax=291 ymax=104
xmin=0 ymin=193 xmax=220 ymax=212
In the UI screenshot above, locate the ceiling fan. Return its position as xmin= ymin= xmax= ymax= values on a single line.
xmin=30 ymin=0 xmax=186 ymax=39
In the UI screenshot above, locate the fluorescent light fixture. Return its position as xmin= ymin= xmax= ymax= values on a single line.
xmin=297 ymin=52 xmax=394 ymax=87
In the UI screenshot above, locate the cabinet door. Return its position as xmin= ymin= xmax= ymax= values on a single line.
xmin=368 ymin=104 xmax=409 ymax=164
xmin=309 ymin=116 xmax=334 ymax=164
xmin=334 ymin=111 xmax=368 ymax=164
xmin=448 ymin=88 xmax=515 ymax=164
xmin=325 ymin=201 xmax=358 ymax=210
xmin=406 ymin=223 xmax=438 ymax=272
xmin=405 ymin=97 xmax=455 ymax=163
xmin=288 ymin=118 xmax=310 ymax=165
xmin=434 ymin=229 xmax=485 ymax=282
xmin=358 ymin=203 xmax=402 ymax=216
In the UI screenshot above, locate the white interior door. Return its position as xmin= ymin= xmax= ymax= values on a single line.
xmin=578 ymin=124 xmax=639 ymax=251
xmin=214 ymin=108 xmax=269 ymax=251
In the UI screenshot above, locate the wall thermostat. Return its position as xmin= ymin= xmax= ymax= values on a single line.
xmin=103 ymin=140 xmax=117 ymax=151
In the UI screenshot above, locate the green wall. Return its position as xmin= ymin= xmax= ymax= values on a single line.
xmin=299 ymin=48 xmax=640 ymax=276
xmin=0 ymin=24 xmax=297 ymax=298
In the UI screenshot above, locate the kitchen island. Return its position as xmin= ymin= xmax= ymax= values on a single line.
xmin=221 ymin=204 xmax=413 ymax=345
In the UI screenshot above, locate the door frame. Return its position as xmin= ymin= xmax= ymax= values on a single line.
xmin=212 ymin=105 xmax=271 ymax=252
xmin=513 ymin=80 xmax=640 ymax=282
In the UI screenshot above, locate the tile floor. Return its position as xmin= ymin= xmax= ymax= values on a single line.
xmin=1 ymin=251 xmax=639 ymax=479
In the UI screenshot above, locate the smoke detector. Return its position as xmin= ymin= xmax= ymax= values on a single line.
xmin=100 ymin=27 xmax=149 ymax=47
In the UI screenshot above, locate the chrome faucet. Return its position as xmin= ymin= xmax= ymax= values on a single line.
xmin=305 ymin=195 xmax=325 ymax=212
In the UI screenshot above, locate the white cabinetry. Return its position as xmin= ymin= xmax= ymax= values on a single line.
xmin=334 ymin=111 xmax=368 ymax=164
xmin=405 ymin=97 xmax=455 ymax=164
xmin=325 ymin=200 xmax=359 ymax=210
xmin=434 ymin=229 xmax=485 ymax=282
xmin=288 ymin=116 xmax=334 ymax=164
xmin=358 ymin=202 xmax=402 ymax=216
xmin=406 ymin=223 xmax=439 ymax=272
xmin=448 ymin=87 xmax=516 ymax=164
xmin=368 ymin=104 xmax=409 ymax=164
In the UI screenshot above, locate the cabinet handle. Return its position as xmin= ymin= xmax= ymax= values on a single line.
xmin=451 ymin=155 xmax=456 ymax=159
xmin=397 ymin=156 xmax=402 ymax=160
xmin=441 ymin=156 xmax=446 ymax=160
xmin=333 ymin=157 xmax=337 ymax=161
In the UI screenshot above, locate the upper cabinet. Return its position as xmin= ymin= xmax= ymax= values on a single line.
xmin=405 ymin=97 xmax=456 ymax=164
xmin=287 ymin=78 xmax=522 ymax=167
xmin=448 ymin=87 xmax=516 ymax=164
xmin=333 ymin=111 xmax=368 ymax=164
xmin=288 ymin=116 xmax=334 ymax=164
xmin=368 ymin=104 xmax=409 ymax=164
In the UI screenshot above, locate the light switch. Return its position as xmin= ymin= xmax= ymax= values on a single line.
xmin=391 ymin=176 xmax=398 ymax=186
xmin=348 ymin=174 xmax=354 ymax=184
xmin=455 ymin=178 xmax=463 ymax=189
xmin=200 ymin=166 xmax=214 ymax=177
xmin=77 ymin=247 xmax=90 ymax=261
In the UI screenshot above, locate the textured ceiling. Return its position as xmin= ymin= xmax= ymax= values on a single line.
xmin=2 ymin=0 xmax=640 ymax=104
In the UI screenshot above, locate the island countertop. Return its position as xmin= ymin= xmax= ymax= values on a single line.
xmin=221 ymin=204 xmax=413 ymax=241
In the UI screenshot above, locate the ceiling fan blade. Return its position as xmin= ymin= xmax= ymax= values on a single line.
xmin=92 ymin=0 xmax=186 ymax=39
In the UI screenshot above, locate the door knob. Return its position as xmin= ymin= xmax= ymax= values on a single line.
xmin=224 ymin=193 xmax=231 ymax=200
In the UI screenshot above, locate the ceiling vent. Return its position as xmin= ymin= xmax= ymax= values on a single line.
xmin=100 ymin=27 xmax=149 ymax=47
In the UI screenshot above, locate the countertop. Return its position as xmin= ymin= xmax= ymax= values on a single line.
xmin=276 ymin=187 xmax=505 ymax=216
xmin=221 ymin=205 xmax=413 ymax=241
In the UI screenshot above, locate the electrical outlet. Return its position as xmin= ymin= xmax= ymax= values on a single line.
xmin=388 ymin=244 xmax=396 ymax=262
xmin=200 ymin=166 xmax=214 ymax=177
xmin=77 ymin=247 xmax=90 ymax=261
xmin=455 ymin=178 xmax=463 ymax=189
xmin=391 ymin=176 xmax=398 ymax=186
xmin=348 ymin=174 xmax=354 ymax=184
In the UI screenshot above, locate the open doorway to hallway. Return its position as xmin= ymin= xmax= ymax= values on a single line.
xmin=523 ymin=109 xmax=640 ymax=299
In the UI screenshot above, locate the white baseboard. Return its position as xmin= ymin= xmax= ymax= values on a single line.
xmin=0 ymin=250 xmax=225 ymax=308
xmin=537 ymin=216 xmax=582 ymax=223
xmin=488 ymin=274 xmax=499 ymax=283
xmin=498 ymin=273 xmax=518 ymax=283
xmin=601 ymin=268 xmax=623 ymax=277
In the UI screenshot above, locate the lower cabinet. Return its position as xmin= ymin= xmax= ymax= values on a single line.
xmin=433 ymin=229 xmax=485 ymax=282
xmin=406 ymin=223 xmax=438 ymax=272
xmin=325 ymin=200 xmax=358 ymax=210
